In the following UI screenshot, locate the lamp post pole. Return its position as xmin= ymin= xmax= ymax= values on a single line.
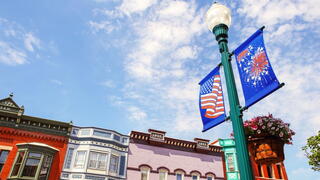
xmin=213 ymin=24 xmax=253 ymax=180
xmin=205 ymin=3 xmax=254 ymax=180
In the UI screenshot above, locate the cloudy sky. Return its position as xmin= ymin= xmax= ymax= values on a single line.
xmin=0 ymin=0 xmax=319 ymax=179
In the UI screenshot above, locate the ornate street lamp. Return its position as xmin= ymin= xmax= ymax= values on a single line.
xmin=205 ymin=3 xmax=254 ymax=180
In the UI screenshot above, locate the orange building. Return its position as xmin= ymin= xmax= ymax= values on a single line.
xmin=251 ymin=159 xmax=288 ymax=180
xmin=0 ymin=94 xmax=72 ymax=180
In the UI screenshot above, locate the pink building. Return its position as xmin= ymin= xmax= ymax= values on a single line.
xmin=127 ymin=129 xmax=226 ymax=180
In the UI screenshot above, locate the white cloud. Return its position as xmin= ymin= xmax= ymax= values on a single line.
xmin=119 ymin=0 xmax=157 ymax=15
xmin=24 ymin=33 xmax=41 ymax=52
xmin=0 ymin=18 xmax=42 ymax=65
xmin=0 ymin=41 xmax=27 ymax=65
xmin=238 ymin=0 xmax=320 ymax=28
xmin=89 ymin=21 xmax=117 ymax=33
xmin=100 ymin=80 xmax=115 ymax=88
xmin=50 ymin=79 xmax=63 ymax=86
xmin=128 ymin=106 xmax=147 ymax=122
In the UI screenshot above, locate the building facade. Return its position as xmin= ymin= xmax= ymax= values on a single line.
xmin=127 ymin=129 xmax=226 ymax=180
xmin=0 ymin=94 xmax=72 ymax=180
xmin=60 ymin=126 xmax=129 ymax=180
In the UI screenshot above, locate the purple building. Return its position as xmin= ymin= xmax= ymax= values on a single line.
xmin=127 ymin=129 xmax=226 ymax=180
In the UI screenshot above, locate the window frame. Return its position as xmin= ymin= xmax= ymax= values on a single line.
xmin=8 ymin=143 xmax=56 ymax=180
xmin=175 ymin=171 xmax=184 ymax=180
xmin=158 ymin=168 xmax=168 ymax=180
xmin=0 ymin=149 xmax=10 ymax=172
xmin=88 ymin=151 xmax=108 ymax=170
xmin=63 ymin=147 xmax=74 ymax=169
xmin=74 ymin=150 xmax=87 ymax=169
xmin=108 ymin=154 xmax=120 ymax=174
xmin=140 ymin=166 xmax=150 ymax=180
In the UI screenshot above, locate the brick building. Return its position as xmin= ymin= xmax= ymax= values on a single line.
xmin=0 ymin=94 xmax=72 ymax=180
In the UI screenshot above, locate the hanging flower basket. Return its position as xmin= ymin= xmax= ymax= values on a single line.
xmin=247 ymin=135 xmax=285 ymax=164
xmin=236 ymin=114 xmax=295 ymax=164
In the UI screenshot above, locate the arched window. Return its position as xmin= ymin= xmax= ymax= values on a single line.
xmin=158 ymin=168 xmax=168 ymax=180
xmin=191 ymin=171 xmax=201 ymax=180
xmin=174 ymin=169 xmax=185 ymax=180
xmin=140 ymin=165 xmax=150 ymax=180
xmin=9 ymin=142 xmax=57 ymax=180
xmin=205 ymin=172 xmax=215 ymax=180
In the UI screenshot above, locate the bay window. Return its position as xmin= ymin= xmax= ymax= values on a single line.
xmin=9 ymin=143 xmax=56 ymax=180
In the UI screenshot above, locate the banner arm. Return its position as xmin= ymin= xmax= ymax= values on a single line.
xmin=241 ymin=82 xmax=285 ymax=111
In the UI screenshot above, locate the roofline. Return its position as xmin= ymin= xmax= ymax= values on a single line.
xmin=72 ymin=126 xmax=130 ymax=137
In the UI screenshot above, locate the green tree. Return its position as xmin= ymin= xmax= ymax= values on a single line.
xmin=302 ymin=131 xmax=320 ymax=171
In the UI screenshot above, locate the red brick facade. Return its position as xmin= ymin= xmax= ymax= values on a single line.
xmin=0 ymin=127 xmax=69 ymax=180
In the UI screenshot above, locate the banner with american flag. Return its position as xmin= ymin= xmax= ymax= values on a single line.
xmin=234 ymin=27 xmax=282 ymax=108
xmin=199 ymin=66 xmax=226 ymax=132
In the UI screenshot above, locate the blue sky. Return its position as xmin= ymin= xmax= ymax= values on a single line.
xmin=0 ymin=0 xmax=319 ymax=179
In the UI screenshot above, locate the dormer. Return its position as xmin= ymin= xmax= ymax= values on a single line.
xmin=194 ymin=138 xmax=210 ymax=152
xmin=0 ymin=93 xmax=24 ymax=115
xmin=148 ymin=129 xmax=166 ymax=144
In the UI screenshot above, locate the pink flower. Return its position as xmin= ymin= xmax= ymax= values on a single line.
xmin=262 ymin=126 xmax=266 ymax=129
xmin=279 ymin=132 xmax=284 ymax=137
xmin=251 ymin=124 xmax=258 ymax=130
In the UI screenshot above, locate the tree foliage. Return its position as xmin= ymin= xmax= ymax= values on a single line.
xmin=302 ymin=131 xmax=320 ymax=171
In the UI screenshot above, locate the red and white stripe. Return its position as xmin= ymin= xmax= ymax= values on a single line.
xmin=201 ymin=76 xmax=224 ymax=118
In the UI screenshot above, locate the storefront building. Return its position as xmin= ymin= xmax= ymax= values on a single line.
xmin=0 ymin=94 xmax=72 ymax=180
xmin=60 ymin=126 xmax=129 ymax=180
xmin=127 ymin=129 xmax=226 ymax=180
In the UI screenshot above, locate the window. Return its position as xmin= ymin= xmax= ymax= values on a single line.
xmin=191 ymin=172 xmax=200 ymax=180
xmin=158 ymin=169 xmax=168 ymax=180
xmin=72 ymin=174 xmax=82 ymax=179
xmin=80 ymin=129 xmax=91 ymax=136
xmin=118 ymin=156 xmax=126 ymax=176
xmin=71 ymin=128 xmax=79 ymax=136
xmin=122 ymin=137 xmax=128 ymax=144
xmin=266 ymin=165 xmax=273 ymax=178
xmin=207 ymin=177 xmax=213 ymax=180
xmin=74 ymin=151 xmax=86 ymax=168
xmin=85 ymin=175 xmax=105 ymax=180
xmin=88 ymin=151 xmax=107 ymax=170
xmin=9 ymin=143 xmax=56 ymax=180
xmin=93 ymin=130 xmax=111 ymax=138
xmin=109 ymin=154 xmax=119 ymax=174
xmin=176 ymin=173 xmax=183 ymax=180
xmin=140 ymin=166 xmax=150 ymax=180
xmin=276 ymin=164 xmax=283 ymax=179
xmin=39 ymin=155 xmax=53 ymax=180
xmin=64 ymin=148 xmax=74 ymax=169
xmin=22 ymin=152 xmax=42 ymax=177
xmin=0 ymin=150 xmax=9 ymax=172
xmin=113 ymin=134 xmax=121 ymax=141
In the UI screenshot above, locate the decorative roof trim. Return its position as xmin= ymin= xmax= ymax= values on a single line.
xmin=130 ymin=130 xmax=223 ymax=154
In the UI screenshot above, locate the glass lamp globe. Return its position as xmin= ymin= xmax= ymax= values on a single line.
xmin=205 ymin=2 xmax=232 ymax=32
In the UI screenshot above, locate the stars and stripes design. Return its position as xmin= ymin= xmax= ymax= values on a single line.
xmin=199 ymin=66 xmax=226 ymax=132
xmin=200 ymin=75 xmax=225 ymax=118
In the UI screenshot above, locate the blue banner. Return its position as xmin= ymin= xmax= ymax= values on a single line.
xmin=199 ymin=66 xmax=226 ymax=132
xmin=234 ymin=28 xmax=281 ymax=108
